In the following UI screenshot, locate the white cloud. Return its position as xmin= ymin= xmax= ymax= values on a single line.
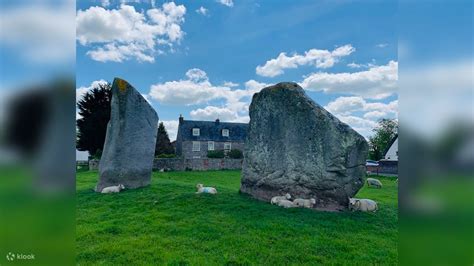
xmin=149 ymin=69 xmax=269 ymax=123
xmin=190 ymin=106 xmax=241 ymax=122
xmin=347 ymin=59 xmax=376 ymax=69
xmin=376 ymin=43 xmax=388 ymax=48
xmin=324 ymin=96 xmax=398 ymax=138
xmin=256 ymin=44 xmax=355 ymax=77
xmin=76 ymin=3 xmax=186 ymax=62
xmin=185 ymin=68 xmax=208 ymax=82
xmin=325 ymin=96 xmax=398 ymax=116
xmin=216 ymin=0 xmax=234 ymax=7
xmin=0 ymin=2 xmax=75 ymax=63
xmin=149 ymin=70 xmax=229 ymax=105
xmin=223 ymin=81 xmax=239 ymax=87
xmin=338 ymin=115 xmax=378 ymax=138
xmin=76 ymin=79 xmax=108 ymax=102
xmin=101 ymin=0 xmax=111 ymax=7
xmin=196 ymin=6 xmax=209 ymax=16
xmin=363 ymin=110 xmax=387 ymax=120
xmin=161 ymin=120 xmax=179 ymax=141
xmin=301 ymin=60 xmax=398 ymax=99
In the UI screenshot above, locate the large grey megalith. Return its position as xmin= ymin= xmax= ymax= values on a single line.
xmin=96 ymin=78 xmax=158 ymax=192
xmin=240 ymin=82 xmax=368 ymax=211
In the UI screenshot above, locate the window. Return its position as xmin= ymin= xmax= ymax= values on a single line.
xmin=208 ymin=141 xmax=215 ymax=151
xmin=222 ymin=129 xmax=229 ymax=137
xmin=192 ymin=141 xmax=200 ymax=151
xmin=224 ymin=142 xmax=231 ymax=151
xmin=192 ymin=128 xmax=200 ymax=136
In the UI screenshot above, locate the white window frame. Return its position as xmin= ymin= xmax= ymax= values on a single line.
xmin=222 ymin=129 xmax=229 ymax=137
xmin=208 ymin=141 xmax=215 ymax=151
xmin=192 ymin=128 xmax=200 ymax=136
xmin=224 ymin=142 xmax=231 ymax=151
xmin=192 ymin=141 xmax=200 ymax=152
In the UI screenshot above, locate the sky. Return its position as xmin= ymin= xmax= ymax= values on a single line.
xmin=74 ymin=0 xmax=398 ymax=141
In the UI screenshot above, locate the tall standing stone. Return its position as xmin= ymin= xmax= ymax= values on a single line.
xmin=240 ymin=82 xmax=368 ymax=211
xmin=96 ymin=78 xmax=158 ymax=192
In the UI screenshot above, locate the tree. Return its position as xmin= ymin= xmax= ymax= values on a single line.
xmin=368 ymin=119 xmax=398 ymax=160
xmin=155 ymin=122 xmax=174 ymax=156
xmin=76 ymin=83 xmax=112 ymax=158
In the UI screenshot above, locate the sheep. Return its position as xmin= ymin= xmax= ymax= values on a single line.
xmin=366 ymin=177 xmax=383 ymax=188
xmin=293 ymin=198 xmax=316 ymax=208
xmin=277 ymin=199 xmax=296 ymax=208
xmin=101 ymin=184 xmax=125 ymax=194
xmin=270 ymin=193 xmax=291 ymax=205
xmin=196 ymin=183 xmax=217 ymax=194
xmin=348 ymin=198 xmax=378 ymax=212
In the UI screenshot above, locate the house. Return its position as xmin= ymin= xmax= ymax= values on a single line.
xmin=384 ymin=134 xmax=398 ymax=161
xmin=175 ymin=115 xmax=248 ymax=159
xmin=377 ymin=134 xmax=398 ymax=175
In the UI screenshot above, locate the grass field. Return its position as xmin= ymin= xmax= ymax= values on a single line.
xmin=76 ymin=170 xmax=398 ymax=265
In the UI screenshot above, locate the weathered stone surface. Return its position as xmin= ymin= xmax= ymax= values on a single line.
xmin=96 ymin=78 xmax=158 ymax=192
xmin=240 ymin=82 xmax=368 ymax=211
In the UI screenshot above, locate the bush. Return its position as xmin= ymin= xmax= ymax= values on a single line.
xmin=228 ymin=149 xmax=243 ymax=159
xmin=156 ymin=153 xmax=176 ymax=158
xmin=89 ymin=149 xmax=102 ymax=160
xmin=207 ymin=150 xmax=225 ymax=158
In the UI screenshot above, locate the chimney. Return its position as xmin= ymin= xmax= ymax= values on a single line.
xmin=179 ymin=114 xmax=184 ymax=124
xmin=215 ymin=118 xmax=220 ymax=124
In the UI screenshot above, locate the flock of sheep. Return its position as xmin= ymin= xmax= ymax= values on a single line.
xmin=98 ymin=177 xmax=386 ymax=212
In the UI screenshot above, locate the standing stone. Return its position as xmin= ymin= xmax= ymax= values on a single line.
xmin=240 ymin=82 xmax=368 ymax=211
xmin=96 ymin=78 xmax=158 ymax=192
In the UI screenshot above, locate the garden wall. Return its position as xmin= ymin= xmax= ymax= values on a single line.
xmin=89 ymin=158 xmax=243 ymax=171
xmin=153 ymin=158 xmax=243 ymax=171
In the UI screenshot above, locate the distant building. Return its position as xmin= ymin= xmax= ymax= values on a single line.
xmin=384 ymin=134 xmax=398 ymax=161
xmin=175 ymin=115 xmax=248 ymax=159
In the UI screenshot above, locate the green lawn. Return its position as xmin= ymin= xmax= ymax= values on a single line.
xmin=76 ymin=170 xmax=398 ymax=265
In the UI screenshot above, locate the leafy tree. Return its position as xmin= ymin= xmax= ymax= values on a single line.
xmin=368 ymin=119 xmax=398 ymax=160
xmin=76 ymin=83 xmax=112 ymax=158
xmin=155 ymin=122 xmax=174 ymax=156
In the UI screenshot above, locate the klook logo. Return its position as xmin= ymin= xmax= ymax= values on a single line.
xmin=5 ymin=252 xmax=35 ymax=261
xmin=6 ymin=252 xmax=15 ymax=261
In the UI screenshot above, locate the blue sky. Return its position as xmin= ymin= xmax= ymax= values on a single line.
xmin=76 ymin=0 xmax=398 ymax=140
xmin=1 ymin=0 xmax=399 ymax=142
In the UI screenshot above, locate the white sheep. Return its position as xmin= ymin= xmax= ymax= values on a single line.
xmin=277 ymin=199 xmax=296 ymax=208
xmin=366 ymin=177 xmax=383 ymax=188
xmin=348 ymin=198 xmax=378 ymax=212
xmin=293 ymin=198 xmax=316 ymax=208
xmin=270 ymin=193 xmax=291 ymax=205
xmin=196 ymin=183 xmax=217 ymax=194
xmin=101 ymin=184 xmax=125 ymax=194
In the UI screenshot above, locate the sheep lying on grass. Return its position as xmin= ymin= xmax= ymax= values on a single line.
xmin=270 ymin=193 xmax=291 ymax=205
xmin=196 ymin=184 xmax=217 ymax=194
xmin=349 ymin=198 xmax=378 ymax=212
xmin=101 ymin=184 xmax=125 ymax=194
xmin=366 ymin=177 xmax=383 ymax=188
xmin=293 ymin=198 xmax=316 ymax=208
xmin=277 ymin=199 xmax=296 ymax=208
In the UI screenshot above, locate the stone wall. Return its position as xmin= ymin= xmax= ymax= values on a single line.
xmin=153 ymin=158 xmax=243 ymax=171
xmin=89 ymin=158 xmax=243 ymax=171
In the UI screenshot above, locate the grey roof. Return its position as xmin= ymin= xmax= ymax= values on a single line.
xmin=178 ymin=119 xmax=248 ymax=142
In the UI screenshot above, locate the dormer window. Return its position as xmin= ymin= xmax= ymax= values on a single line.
xmin=192 ymin=128 xmax=200 ymax=136
xmin=222 ymin=129 xmax=229 ymax=137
